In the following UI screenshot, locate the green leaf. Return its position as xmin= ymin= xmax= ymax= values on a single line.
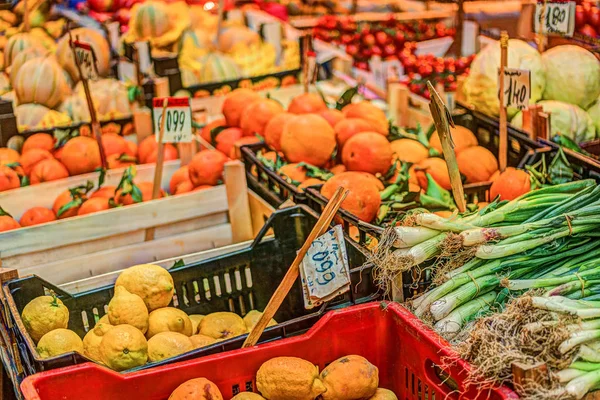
xmin=57 ymin=197 xmax=83 ymax=217
xmin=425 ymin=123 xmax=436 ymax=140
xmin=131 ymin=184 xmax=144 ymax=203
xmin=53 ymin=129 xmax=79 ymax=149
xmin=96 ymin=167 xmax=107 ymax=189
xmin=20 ymin=175 xmax=29 ymax=187
xmin=415 ymin=123 xmax=430 ymax=148
xmin=172 ymin=259 xmax=185 ymax=268
xmin=210 ymin=125 xmax=228 ymax=146
xmin=335 ymin=86 xmax=358 ymax=110
xmin=421 ymin=173 xmax=456 ymax=210
xmin=549 ymin=148 xmax=574 ymax=185
xmin=0 ymin=206 xmax=12 ymax=217
xmin=297 ymin=162 xmax=334 ymax=181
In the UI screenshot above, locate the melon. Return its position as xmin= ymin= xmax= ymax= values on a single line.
xmin=29 ymin=28 xmax=57 ymax=52
xmin=1 ymin=90 xmax=17 ymax=110
xmin=218 ymin=26 xmax=260 ymax=53
xmin=60 ymin=79 xmax=132 ymax=122
xmin=9 ymin=46 xmax=48 ymax=87
xmin=3 ymin=33 xmax=45 ymax=68
xmin=56 ymin=27 xmax=111 ymax=82
xmin=16 ymin=104 xmax=72 ymax=131
xmin=231 ymin=42 xmax=276 ymax=77
xmin=132 ymin=1 xmax=171 ymax=39
xmin=180 ymin=66 xmax=200 ymax=87
xmin=178 ymin=29 xmax=213 ymax=55
xmin=0 ymin=73 xmax=9 ymax=96
xmin=14 ymin=55 xmax=71 ymax=109
xmin=198 ymin=53 xmax=241 ymax=84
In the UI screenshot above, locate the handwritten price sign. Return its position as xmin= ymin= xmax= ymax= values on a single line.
xmin=299 ymin=225 xmax=351 ymax=309
xmin=534 ymin=1 xmax=575 ymax=36
xmin=73 ymin=41 xmax=98 ymax=80
xmin=499 ymin=68 xmax=531 ymax=109
xmin=153 ymin=97 xmax=193 ymax=143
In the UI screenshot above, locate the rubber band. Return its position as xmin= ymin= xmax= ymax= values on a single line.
xmin=467 ymin=271 xmax=481 ymax=296
xmin=565 ymin=215 xmax=573 ymax=236
xmin=575 ymin=273 xmax=586 ymax=299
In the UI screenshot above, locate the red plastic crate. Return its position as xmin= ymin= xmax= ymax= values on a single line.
xmin=20 ymin=302 xmax=518 ymax=400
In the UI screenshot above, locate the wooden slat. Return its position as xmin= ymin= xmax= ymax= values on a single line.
xmin=224 ymin=161 xmax=253 ymax=243
xmin=248 ymin=190 xmax=275 ymax=237
xmin=290 ymin=9 xmax=453 ymax=29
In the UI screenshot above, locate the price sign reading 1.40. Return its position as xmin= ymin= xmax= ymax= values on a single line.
xmin=499 ymin=68 xmax=531 ymax=110
xmin=73 ymin=41 xmax=98 ymax=80
xmin=153 ymin=97 xmax=193 ymax=143
xmin=534 ymin=1 xmax=575 ymax=36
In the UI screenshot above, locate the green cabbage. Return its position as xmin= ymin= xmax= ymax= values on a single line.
xmin=512 ymin=100 xmax=597 ymax=143
xmin=587 ymin=97 xmax=600 ymax=137
xmin=462 ymin=39 xmax=545 ymax=118
xmin=542 ymin=45 xmax=600 ymax=110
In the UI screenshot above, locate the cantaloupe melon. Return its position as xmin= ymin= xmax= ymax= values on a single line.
xmin=3 ymin=33 xmax=45 ymax=68
xmin=60 ymin=79 xmax=132 ymax=122
xmin=198 ymin=53 xmax=241 ymax=84
xmin=16 ymin=104 xmax=72 ymax=131
xmin=125 ymin=1 xmax=189 ymax=49
xmin=9 ymin=46 xmax=47 ymax=87
xmin=218 ymin=26 xmax=260 ymax=53
xmin=0 ymin=73 xmax=10 ymax=96
xmin=14 ymin=55 xmax=71 ymax=109
xmin=178 ymin=29 xmax=213 ymax=55
xmin=56 ymin=27 xmax=111 ymax=82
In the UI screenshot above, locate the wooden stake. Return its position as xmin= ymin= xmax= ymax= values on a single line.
xmin=215 ymin=0 xmax=225 ymax=47
xmin=224 ymin=161 xmax=253 ymax=243
xmin=537 ymin=112 xmax=550 ymax=141
xmin=242 ymin=187 xmax=348 ymax=348
xmin=302 ymin=35 xmax=310 ymax=94
xmin=498 ymin=31 xmax=509 ymax=173
xmin=427 ymin=81 xmax=466 ymax=212
xmin=22 ymin=0 xmax=29 ymax=32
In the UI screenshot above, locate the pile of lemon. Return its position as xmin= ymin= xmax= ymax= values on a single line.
xmin=21 ymin=264 xmax=275 ymax=371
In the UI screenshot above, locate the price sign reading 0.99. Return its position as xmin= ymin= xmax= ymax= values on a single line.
xmin=73 ymin=41 xmax=98 ymax=80
xmin=499 ymin=68 xmax=531 ymax=110
xmin=534 ymin=1 xmax=575 ymax=36
xmin=153 ymin=97 xmax=193 ymax=143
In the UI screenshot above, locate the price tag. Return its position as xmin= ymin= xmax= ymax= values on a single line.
xmin=73 ymin=41 xmax=98 ymax=80
xmin=105 ymin=21 xmax=120 ymax=53
xmin=499 ymin=68 xmax=531 ymax=109
xmin=299 ymin=225 xmax=351 ymax=309
xmin=135 ymin=41 xmax=152 ymax=74
xmin=262 ymin=22 xmax=283 ymax=65
xmin=153 ymin=97 xmax=193 ymax=143
xmin=369 ymin=56 xmax=404 ymax=89
xmin=534 ymin=1 xmax=576 ymax=36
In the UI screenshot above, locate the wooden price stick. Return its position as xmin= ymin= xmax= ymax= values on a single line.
xmin=23 ymin=0 xmax=29 ymax=32
xmin=498 ymin=31 xmax=509 ymax=173
xmin=68 ymin=30 xmax=108 ymax=171
xmin=427 ymin=81 xmax=466 ymax=212
xmin=242 ymin=187 xmax=349 ymax=348
xmin=215 ymin=0 xmax=225 ymax=47
xmin=302 ymin=35 xmax=310 ymax=94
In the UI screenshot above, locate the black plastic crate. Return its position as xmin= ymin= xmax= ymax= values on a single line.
xmin=518 ymin=145 xmax=600 ymax=183
xmin=2 ymin=205 xmax=378 ymax=380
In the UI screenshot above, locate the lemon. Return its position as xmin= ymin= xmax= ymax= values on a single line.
xmin=147 ymin=331 xmax=193 ymax=362
xmin=108 ymin=286 xmax=149 ymax=334
xmin=188 ymin=314 xmax=204 ymax=334
xmin=368 ymin=388 xmax=398 ymax=400
xmin=199 ymin=312 xmax=247 ymax=340
xmin=115 ymin=264 xmax=174 ymax=311
xmin=189 ymin=334 xmax=216 ymax=349
xmin=21 ymin=295 xmax=69 ymax=343
xmin=231 ymin=393 xmax=266 ymax=400
xmin=97 ymin=314 xmax=110 ymax=325
xmin=147 ymin=307 xmax=193 ymax=338
xmin=100 ymin=324 xmax=148 ymax=371
xmin=83 ymin=322 xmax=113 ymax=363
xmin=37 ymin=329 xmax=83 ymax=359
xmin=243 ymin=310 xmax=277 ymax=331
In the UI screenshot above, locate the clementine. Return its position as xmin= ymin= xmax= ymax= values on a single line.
xmin=278 ymin=163 xmax=308 ymax=183
xmin=222 ymin=88 xmax=260 ymax=127
xmin=101 ymin=133 xmax=129 ymax=157
xmin=108 ymin=154 xmax=137 ymax=169
xmin=91 ymin=186 xmax=117 ymax=199
xmin=169 ymin=166 xmax=190 ymax=194
xmin=142 ymin=143 xmax=178 ymax=164
xmin=429 ymin=126 xmax=478 ymax=155
xmin=126 ymin=141 xmax=138 ymax=157
xmin=173 ymin=180 xmax=194 ymax=195
xmin=456 ymin=146 xmax=498 ymax=183
xmin=22 ymin=133 xmax=54 ymax=154
xmin=188 ymin=150 xmax=229 ymax=186
xmin=280 ymin=114 xmax=336 ymax=167
xmin=214 ymin=127 xmax=243 ymax=157
xmin=342 ymin=102 xmax=388 ymax=135
xmin=334 ymin=118 xmax=377 ymax=150
xmin=0 ymin=215 xmax=20 ymax=232
xmin=77 ymin=197 xmax=111 ymax=216
xmin=321 ymin=171 xmax=381 ymax=222
xmin=61 ymin=136 xmax=101 ymax=175
xmin=0 ymin=148 xmax=20 ymax=166
xmin=298 ymin=178 xmax=324 ymax=191
xmin=360 ymin=172 xmax=385 ymax=190
xmin=288 ymin=93 xmax=328 ymax=114
xmin=263 ymin=112 xmax=292 ymax=152
xmin=20 ymin=207 xmax=56 ymax=227
xmin=193 ymin=185 xmax=213 ymax=191
xmin=415 ymin=158 xmax=451 ymax=190
xmin=53 ymin=190 xmax=86 ymax=219
xmin=0 ymin=166 xmax=20 ymax=192
xmin=240 ymin=99 xmax=284 ymax=137
xmin=30 ymin=159 xmax=70 ymax=184
xmin=116 ymin=181 xmax=163 ymax=205
xmin=342 ymin=132 xmax=393 ymax=175
xmin=200 ymin=118 xmax=227 ymax=143
xmin=330 ymin=164 xmax=346 ymax=175
xmin=490 ymin=167 xmax=530 ymax=201
xmin=20 ymin=148 xmax=54 ymax=175
xmin=319 ymin=109 xmax=345 ymax=127
xmin=390 ymin=139 xmax=429 ymax=164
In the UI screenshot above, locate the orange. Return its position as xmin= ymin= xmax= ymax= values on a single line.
xmin=116 ymin=181 xmax=163 ymax=205
xmin=360 ymin=172 xmax=385 ymax=191
xmin=230 ymin=136 xmax=261 ymax=159
xmin=456 ymin=146 xmax=498 ymax=183
xmin=214 ymin=127 xmax=243 ymax=157
xmin=278 ymin=163 xmax=307 ymax=183
xmin=321 ymin=171 xmax=381 ymax=222
xmin=101 ymin=133 xmax=129 ymax=158
xmin=330 ymin=164 xmax=346 ymax=175
xmin=173 ymin=180 xmax=194 ymax=195
xmin=188 ymin=150 xmax=229 ymax=186
xmin=288 ymin=93 xmax=328 ymax=114
xmin=137 ymin=136 xmax=157 ymax=163
xmin=280 ymin=114 xmax=336 ymax=168
xmin=0 ymin=215 xmax=20 ymax=232
xmin=30 ymin=159 xmax=69 ymax=184
xmin=490 ymin=167 xmax=530 ymax=201
xmin=143 ymin=143 xmax=178 ymax=164
xmin=126 ymin=141 xmax=138 ymax=158
xmin=0 ymin=165 xmax=20 ymax=192
xmin=429 ymin=126 xmax=478 ymax=155
xmin=91 ymin=186 xmax=116 ymax=199
xmin=53 ymin=190 xmax=86 ymax=219
xmin=334 ymin=118 xmax=376 ymax=149
xmin=390 ymin=139 xmax=429 ymax=164
xmin=77 ymin=197 xmax=110 ymax=216
xmin=342 ymin=102 xmax=388 ymax=135
xmin=298 ymin=178 xmax=324 ymax=191
xmin=319 ymin=109 xmax=345 ymax=127
xmin=107 ymin=154 xmax=137 ymax=169
xmin=53 ymin=146 xmax=64 ymax=163
xmin=0 ymin=148 xmax=20 ymax=166
xmin=20 ymin=207 xmax=56 ymax=227
xmin=222 ymin=88 xmax=260 ymax=127
xmin=200 ymin=118 xmax=227 ymax=143
xmin=240 ymin=99 xmax=284 ymax=137
xmin=169 ymin=166 xmax=190 ymax=194
xmin=263 ymin=112 xmax=292 ymax=152
xmin=20 ymin=148 xmax=54 ymax=175
xmin=193 ymin=185 xmax=212 ymax=192
xmin=342 ymin=132 xmax=393 ymax=175
xmin=415 ymin=158 xmax=451 ymax=190
xmin=168 ymin=378 xmax=223 ymax=400
xmin=22 ymin=133 xmax=54 ymax=154
xmin=61 ymin=136 xmax=101 ymax=175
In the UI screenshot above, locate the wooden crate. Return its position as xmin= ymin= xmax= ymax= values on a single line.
xmin=0 ymin=160 xmax=274 ymax=287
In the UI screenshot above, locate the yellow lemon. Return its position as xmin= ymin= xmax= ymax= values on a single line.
xmin=188 ymin=314 xmax=204 ymax=334
xmin=100 ymin=324 xmax=148 ymax=371
xmin=147 ymin=307 xmax=193 ymax=338
xmin=189 ymin=334 xmax=216 ymax=349
xmin=147 ymin=331 xmax=193 ymax=362
xmin=108 ymin=286 xmax=149 ymax=334
xmin=321 ymin=355 xmax=379 ymax=400
xmin=199 ymin=312 xmax=247 ymax=340
xmin=256 ymin=357 xmax=325 ymax=400
xmin=231 ymin=393 xmax=266 ymax=400
xmin=37 ymin=328 xmax=83 ymax=359
xmin=83 ymin=322 xmax=114 ymax=363
xmin=97 ymin=314 xmax=110 ymax=325
xmin=242 ymin=310 xmax=277 ymax=331
xmin=22 ymin=295 xmax=69 ymax=343
xmin=115 ymin=264 xmax=174 ymax=311
xmin=368 ymin=388 xmax=398 ymax=400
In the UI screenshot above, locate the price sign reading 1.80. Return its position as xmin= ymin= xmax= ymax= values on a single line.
xmin=73 ymin=41 xmax=98 ymax=80
xmin=153 ymin=97 xmax=193 ymax=143
xmin=534 ymin=1 xmax=575 ymax=36
xmin=500 ymin=68 xmax=531 ymax=110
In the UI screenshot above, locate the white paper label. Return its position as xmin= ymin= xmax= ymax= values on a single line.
xmin=153 ymin=97 xmax=193 ymax=143
xmin=369 ymin=56 xmax=404 ymax=89
xmin=534 ymin=1 xmax=575 ymax=36
xmin=135 ymin=41 xmax=152 ymax=74
xmin=262 ymin=22 xmax=283 ymax=65
xmin=73 ymin=41 xmax=98 ymax=80
xmin=106 ymin=21 xmax=120 ymax=52
xmin=300 ymin=225 xmax=351 ymax=309
xmin=499 ymin=68 xmax=531 ymax=109
xmin=117 ymin=61 xmax=136 ymax=82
